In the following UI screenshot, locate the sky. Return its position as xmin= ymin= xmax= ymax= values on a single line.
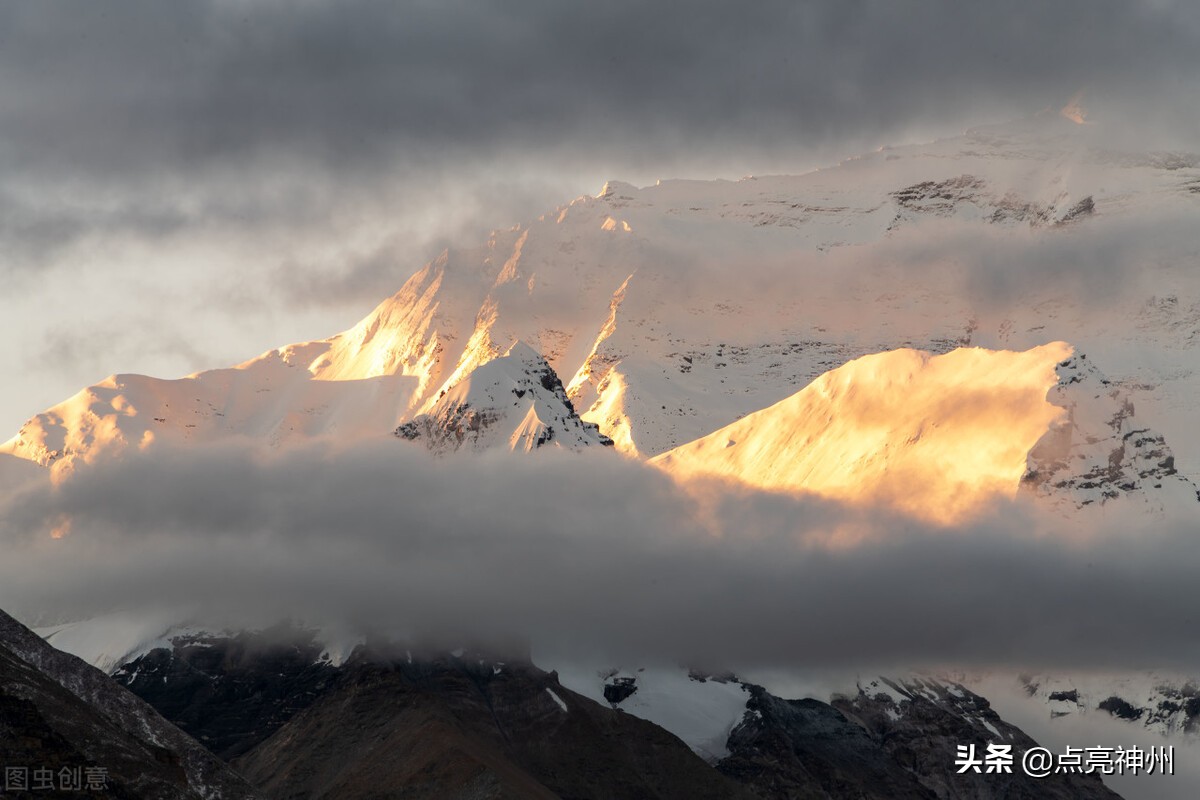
xmin=3 ymin=0 xmax=1200 ymax=435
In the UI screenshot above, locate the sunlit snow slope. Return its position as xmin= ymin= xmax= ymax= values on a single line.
xmin=0 ymin=343 xmax=420 ymax=480
xmin=652 ymin=343 xmax=1196 ymax=521
xmin=651 ymin=344 xmax=1072 ymax=522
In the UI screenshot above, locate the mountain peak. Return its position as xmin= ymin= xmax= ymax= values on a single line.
xmin=596 ymin=179 xmax=639 ymax=199
xmin=503 ymin=339 xmax=547 ymax=365
xmin=395 ymin=344 xmax=613 ymax=454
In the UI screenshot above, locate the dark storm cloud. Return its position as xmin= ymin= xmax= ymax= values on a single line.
xmin=2 ymin=441 xmax=1197 ymax=673
xmin=2 ymin=0 xmax=1197 ymax=181
xmin=3 ymin=0 xmax=1197 ymax=301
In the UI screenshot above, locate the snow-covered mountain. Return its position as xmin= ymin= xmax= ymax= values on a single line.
xmin=6 ymin=113 xmax=1199 ymax=484
xmin=1014 ymin=671 xmax=1200 ymax=737
xmin=394 ymin=341 xmax=612 ymax=453
xmin=651 ymin=343 xmax=1197 ymax=522
xmin=559 ymin=663 xmax=1120 ymax=799
xmin=650 ymin=343 xmax=1072 ymax=523
xmin=45 ymin=621 xmax=1116 ymax=800
xmin=0 ymin=342 xmax=420 ymax=479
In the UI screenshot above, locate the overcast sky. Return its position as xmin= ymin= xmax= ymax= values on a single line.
xmin=2 ymin=0 xmax=1199 ymax=433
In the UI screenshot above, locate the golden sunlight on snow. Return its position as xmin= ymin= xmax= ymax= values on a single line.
xmin=305 ymin=260 xmax=447 ymax=404
xmin=600 ymin=216 xmax=632 ymax=232
xmin=565 ymin=274 xmax=633 ymax=399
xmin=581 ymin=369 xmax=641 ymax=458
xmin=651 ymin=343 xmax=1073 ymax=524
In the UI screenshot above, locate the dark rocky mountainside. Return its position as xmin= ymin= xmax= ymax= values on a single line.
xmin=0 ymin=609 xmax=257 ymax=799
xmin=234 ymin=652 xmax=758 ymax=800
xmin=112 ymin=625 xmax=340 ymax=761
xmin=830 ymin=677 xmax=1122 ymax=800
xmin=720 ymin=687 xmax=937 ymax=799
xmin=109 ymin=628 xmax=1126 ymax=799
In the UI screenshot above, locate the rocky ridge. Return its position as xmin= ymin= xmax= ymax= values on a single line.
xmin=394 ymin=341 xmax=613 ymax=453
xmin=1022 ymin=353 xmax=1199 ymax=510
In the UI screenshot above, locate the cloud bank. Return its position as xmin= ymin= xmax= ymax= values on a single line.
xmin=2 ymin=441 xmax=1197 ymax=673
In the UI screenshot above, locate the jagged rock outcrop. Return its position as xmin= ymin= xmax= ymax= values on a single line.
xmin=395 ymin=341 xmax=613 ymax=453
xmin=890 ymin=173 xmax=1095 ymax=229
xmin=1022 ymin=353 xmax=1199 ymax=510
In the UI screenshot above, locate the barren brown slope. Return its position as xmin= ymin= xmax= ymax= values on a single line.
xmin=235 ymin=655 xmax=760 ymax=800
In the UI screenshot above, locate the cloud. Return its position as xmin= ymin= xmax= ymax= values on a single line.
xmin=2 ymin=1 xmax=1198 ymax=183
xmin=838 ymin=210 xmax=1200 ymax=312
xmin=272 ymin=172 xmax=579 ymax=309
xmin=29 ymin=322 xmax=213 ymax=378
xmin=2 ymin=0 xmax=1198 ymax=273
xmin=2 ymin=440 xmax=1198 ymax=674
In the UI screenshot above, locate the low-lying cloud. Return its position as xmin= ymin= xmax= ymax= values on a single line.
xmin=2 ymin=440 xmax=1197 ymax=674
